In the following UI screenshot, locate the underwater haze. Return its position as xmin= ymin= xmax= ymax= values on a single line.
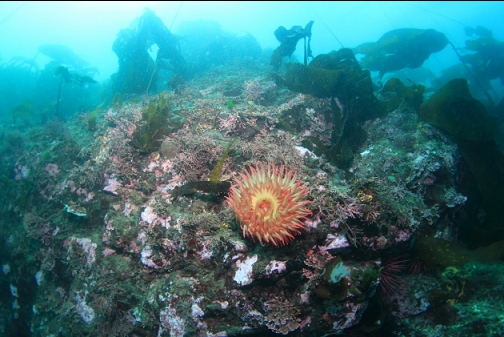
xmin=2 ymin=1 xmax=504 ymax=80
xmin=1 ymin=1 xmax=504 ymax=337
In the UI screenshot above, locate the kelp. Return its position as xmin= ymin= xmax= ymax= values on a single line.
xmin=353 ymin=28 xmax=448 ymax=78
xmin=209 ymin=138 xmax=237 ymax=187
xmin=9 ymin=100 xmax=33 ymax=123
xmin=419 ymin=78 xmax=498 ymax=141
xmin=380 ymin=78 xmax=425 ymax=111
xmin=272 ymin=48 xmax=385 ymax=168
xmin=131 ymin=93 xmax=184 ymax=152
xmin=413 ymin=236 xmax=504 ymax=267
xmin=87 ymin=100 xmax=105 ymax=130
xmin=419 ymin=78 xmax=504 ymax=230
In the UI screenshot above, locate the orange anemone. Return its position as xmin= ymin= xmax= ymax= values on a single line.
xmin=226 ymin=163 xmax=311 ymax=246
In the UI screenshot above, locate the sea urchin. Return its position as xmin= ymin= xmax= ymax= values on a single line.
xmin=226 ymin=162 xmax=311 ymax=246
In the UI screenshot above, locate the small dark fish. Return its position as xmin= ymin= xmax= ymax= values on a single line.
xmin=171 ymin=181 xmax=230 ymax=203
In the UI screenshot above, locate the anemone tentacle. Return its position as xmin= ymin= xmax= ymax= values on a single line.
xmin=226 ymin=162 xmax=311 ymax=246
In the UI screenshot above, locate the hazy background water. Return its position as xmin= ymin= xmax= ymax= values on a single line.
xmin=1 ymin=1 xmax=503 ymax=82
